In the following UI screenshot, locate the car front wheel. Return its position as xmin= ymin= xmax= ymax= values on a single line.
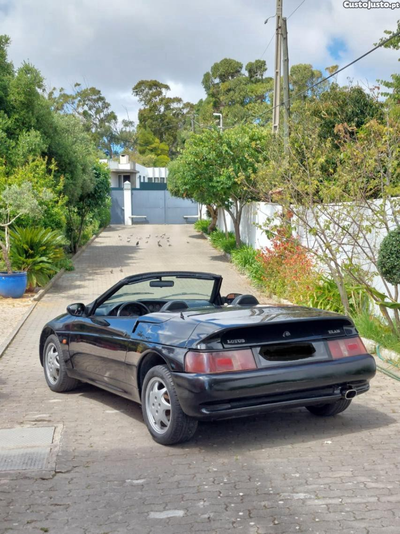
xmin=306 ymin=398 xmax=352 ymax=416
xmin=43 ymin=335 xmax=80 ymax=393
xmin=142 ymin=365 xmax=198 ymax=445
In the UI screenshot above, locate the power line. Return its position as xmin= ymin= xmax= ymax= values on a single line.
xmin=287 ymin=0 xmax=306 ymax=19
xmin=260 ymin=32 xmax=275 ymax=58
xmin=257 ymin=28 xmax=400 ymax=122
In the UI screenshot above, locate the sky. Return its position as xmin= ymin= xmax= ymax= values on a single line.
xmin=0 ymin=0 xmax=398 ymax=123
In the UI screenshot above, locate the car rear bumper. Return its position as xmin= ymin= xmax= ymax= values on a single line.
xmin=171 ymin=354 xmax=376 ymax=420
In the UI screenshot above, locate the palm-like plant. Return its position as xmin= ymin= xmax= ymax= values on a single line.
xmin=9 ymin=227 xmax=67 ymax=290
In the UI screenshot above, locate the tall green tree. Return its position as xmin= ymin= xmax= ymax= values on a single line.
xmin=132 ymin=80 xmax=192 ymax=158
xmin=198 ymin=58 xmax=273 ymax=128
xmin=169 ymin=125 xmax=270 ymax=246
xmin=49 ymin=84 xmax=135 ymax=157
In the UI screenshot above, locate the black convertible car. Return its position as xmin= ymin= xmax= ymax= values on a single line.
xmin=40 ymin=271 xmax=376 ymax=445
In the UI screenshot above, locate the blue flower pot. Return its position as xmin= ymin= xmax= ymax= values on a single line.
xmin=0 ymin=272 xmax=28 ymax=298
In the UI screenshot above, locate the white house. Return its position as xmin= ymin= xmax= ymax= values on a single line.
xmin=101 ymin=154 xmax=169 ymax=189
xmin=136 ymin=163 xmax=169 ymax=185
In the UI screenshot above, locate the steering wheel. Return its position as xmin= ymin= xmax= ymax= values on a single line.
xmin=117 ymin=301 xmax=150 ymax=317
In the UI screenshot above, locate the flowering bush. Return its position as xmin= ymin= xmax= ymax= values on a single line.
xmin=257 ymin=230 xmax=318 ymax=304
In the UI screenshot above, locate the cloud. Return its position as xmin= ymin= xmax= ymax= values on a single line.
xmin=0 ymin=0 xmax=398 ymax=121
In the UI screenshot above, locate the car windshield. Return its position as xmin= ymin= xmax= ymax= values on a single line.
xmin=99 ymin=275 xmax=216 ymax=309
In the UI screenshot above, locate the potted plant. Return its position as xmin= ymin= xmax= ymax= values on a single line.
xmin=0 ymin=183 xmax=46 ymax=298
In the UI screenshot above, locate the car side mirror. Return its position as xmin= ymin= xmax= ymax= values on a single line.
xmin=67 ymin=303 xmax=86 ymax=317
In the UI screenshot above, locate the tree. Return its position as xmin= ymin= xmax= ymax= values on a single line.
xmin=0 ymin=35 xmax=14 ymax=114
xmin=0 ymin=157 xmax=67 ymax=232
xmin=0 ymin=34 xmax=110 ymax=256
xmin=258 ymin=112 xmax=400 ymax=333
xmin=168 ymin=125 xmax=270 ymax=246
xmin=0 ymin=183 xmax=50 ymax=273
xmin=210 ymin=58 xmax=243 ymax=83
xmin=245 ymin=60 xmax=267 ymax=81
xmin=310 ymin=84 xmax=383 ymax=142
xmin=289 ymin=64 xmax=328 ymax=100
xmin=67 ymin=162 xmax=111 ymax=253
xmin=48 ymin=84 xmax=134 ymax=157
xmin=198 ymin=58 xmax=273 ymax=128
xmin=132 ymin=80 xmax=192 ymax=156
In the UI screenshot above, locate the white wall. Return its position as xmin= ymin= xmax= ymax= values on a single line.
xmin=214 ymin=203 xmax=281 ymax=250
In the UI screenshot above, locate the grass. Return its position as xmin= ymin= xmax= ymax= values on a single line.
xmin=194 ymin=219 xmax=211 ymax=235
xmin=209 ymin=230 xmax=237 ymax=254
xmin=353 ymin=311 xmax=400 ymax=354
xmin=230 ymin=246 xmax=265 ymax=287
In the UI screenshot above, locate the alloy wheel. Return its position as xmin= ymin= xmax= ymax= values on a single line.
xmin=145 ymin=377 xmax=172 ymax=434
xmin=45 ymin=343 xmax=60 ymax=385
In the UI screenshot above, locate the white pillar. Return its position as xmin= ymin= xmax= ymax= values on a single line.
xmin=123 ymin=181 xmax=132 ymax=225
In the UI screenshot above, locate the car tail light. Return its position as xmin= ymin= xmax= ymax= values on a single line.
xmin=185 ymin=350 xmax=256 ymax=374
xmin=328 ymin=337 xmax=367 ymax=359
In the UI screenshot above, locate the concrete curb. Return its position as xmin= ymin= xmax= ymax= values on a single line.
xmin=0 ymin=230 xmax=103 ymax=359
xmin=361 ymin=336 xmax=400 ymax=381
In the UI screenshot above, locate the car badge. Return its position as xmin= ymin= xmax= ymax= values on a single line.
xmin=283 ymin=331 xmax=291 ymax=338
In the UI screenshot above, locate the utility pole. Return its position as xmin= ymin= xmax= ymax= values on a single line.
xmin=213 ymin=113 xmax=223 ymax=133
xmin=281 ymin=16 xmax=290 ymax=150
xmin=272 ymin=0 xmax=282 ymax=134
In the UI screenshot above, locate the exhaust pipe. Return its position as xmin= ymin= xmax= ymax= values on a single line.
xmin=341 ymin=387 xmax=357 ymax=400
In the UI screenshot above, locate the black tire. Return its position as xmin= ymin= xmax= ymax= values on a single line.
xmin=306 ymin=398 xmax=352 ymax=417
xmin=142 ymin=365 xmax=198 ymax=445
xmin=43 ymin=334 xmax=80 ymax=393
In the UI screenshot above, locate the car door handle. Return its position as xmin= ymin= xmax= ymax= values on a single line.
xmin=91 ymin=317 xmax=110 ymax=327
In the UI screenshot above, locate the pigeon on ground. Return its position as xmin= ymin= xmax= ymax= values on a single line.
xmin=110 ymin=269 xmax=113 ymax=274
xmin=158 ymin=241 xmax=162 ymax=247
xmin=136 ymin=241 xmax=139 ymax=246
xmin=120 ymin=267 xmax=123 ymax=272
xmin=145 ymin=241 xmax=148 ymax=244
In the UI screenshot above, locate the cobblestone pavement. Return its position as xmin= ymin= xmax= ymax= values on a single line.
xmin=1 ymin=225 xmax=399 ymax=534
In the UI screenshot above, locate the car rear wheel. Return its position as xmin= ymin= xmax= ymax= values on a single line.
xmin=142 ymin=365 xmax=198 ymax=445
xmin=43 ymin=335 xmax=80 ymax=393
xmin=306 ymin=398 xmax=352 ymax=416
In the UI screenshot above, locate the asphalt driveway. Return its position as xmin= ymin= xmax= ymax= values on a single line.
xmin=1 ymin=225 xmax=399 ymax=534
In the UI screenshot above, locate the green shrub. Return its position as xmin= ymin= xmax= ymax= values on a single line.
xmin=307 ymin=276 xmax=344 ymax=313
xmin=353 ymin=311 xmax=400 ymax=354
xmin=378 ymin=228 xmax=400 ymax=285
xmin=9 ymin=226 xmax=67 ymax=289
xmin=96 ymin=199 xmax=112 ymax=228
xmin=194 ymin=219 xmax=212 ymax=234
xmin=209 ymin=230 xmax=237 ymax=254
xmin=231 ymin=246 xmax=265 ymax=286
xmin=307 ymin=276 xmax=370 ymax=315
xmin=257 ymin=232 xmax=317 ymax=303
xmin=57 ymin=257 xmax=75 ymax=271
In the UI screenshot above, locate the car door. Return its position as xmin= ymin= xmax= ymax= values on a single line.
xmin=69 ymin=315 xmax=138 ymax=393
